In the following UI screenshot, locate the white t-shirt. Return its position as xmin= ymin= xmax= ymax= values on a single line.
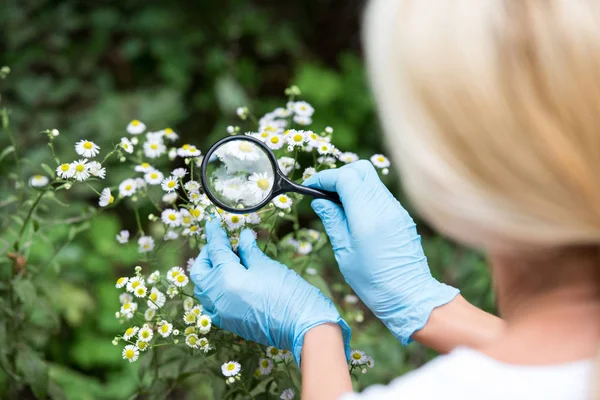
xmin=341 ymin=347 xmax=594 ymax=400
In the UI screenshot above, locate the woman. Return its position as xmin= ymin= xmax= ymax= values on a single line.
xmin=191 ymin=0 xmax=600 ymax=398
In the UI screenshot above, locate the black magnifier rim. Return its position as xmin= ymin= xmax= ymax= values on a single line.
xmin=200 ymin=135 xmax=280 ymax=214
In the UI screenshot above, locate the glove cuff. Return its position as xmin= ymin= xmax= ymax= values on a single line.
xmin=291 ymin=317 xmax=352 ymax=368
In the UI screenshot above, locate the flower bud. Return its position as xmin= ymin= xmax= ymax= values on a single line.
xmin=131 ymin=137 xmax=139 ymax=145
xmin=362 ymin=368 xmax=367 ymax=374
xmin=119 ymin=156 xmax=126 ymax=162
xmin=382 ymin=168 xmax=389 ymax=175
xmin=236 ymin=106 xmax=248 ymax=120
xmin=51 ymin=129 xmax=59 ymax=136
xmin=135 ymin=266 xmax=142 ymax=273
xmin=173 ymin=339 xmax=179 ymax=344
xmin=64 ymin=183 xmax=72 ymax=190
xmin=325 ymin=126 xmax=333 ymax=134
xmin=115 ymin=312 xmax=120 ymax=318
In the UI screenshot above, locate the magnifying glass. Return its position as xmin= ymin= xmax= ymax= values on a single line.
xmin=200 ymin=135 xmax=341 ymax=213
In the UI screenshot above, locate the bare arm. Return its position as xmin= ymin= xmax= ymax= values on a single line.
xmin=411 ymin=295 xmax=505 ymax=353
xmin=301 ymin=323 xmax=353 ymax=400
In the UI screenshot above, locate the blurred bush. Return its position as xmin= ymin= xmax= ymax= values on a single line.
xmin=0 ymin=0 xmax=494 ymax=398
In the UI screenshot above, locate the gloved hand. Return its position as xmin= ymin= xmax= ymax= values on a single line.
xmin=303 ymin=160 xmax=459 ymax=345
xmin=189 ymin=219 xmax=351 ymax=365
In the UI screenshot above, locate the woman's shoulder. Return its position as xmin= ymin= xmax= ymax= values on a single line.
xmin=340 ymin=347 xmax=593 ymax=400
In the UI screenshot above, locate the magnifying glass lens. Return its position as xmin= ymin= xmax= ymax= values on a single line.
xmin=205 ymin=139 xmax=275 ymax=210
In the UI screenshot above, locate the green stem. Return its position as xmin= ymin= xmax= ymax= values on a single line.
xmin=262 ymin=216 xmax=279 ymax=253
xmin=14 ymin=189 xmax=46 ymax=251
xmin=47 ymin=141 xmax=60 ymax=166
xmin=239 ymin=381 xmax=256 ymax=400
xmin=101 ymin=148 xmax=118 ymax=164
xmin=85 ymin=183 xmax=101 ymax=196
xmin=2 ymin=108 xmax=23 ymax=202
xmin=134 ymin=207 xmax=145 ymax=235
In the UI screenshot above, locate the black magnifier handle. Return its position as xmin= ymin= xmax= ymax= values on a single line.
xmin=278 ymin=176 xmax=342 ymax=206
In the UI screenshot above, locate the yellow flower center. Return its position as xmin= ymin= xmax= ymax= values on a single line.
xmin=83 ymin=142 xmax=93 ymax=149
xmin=310 ymin=133 xmax=317 ymax=140
xmin=61 ymin=164 xmax=70 ymax=171
xmin=109 ymin=196 xmax=114 ymax=204
xmin=125 ymin=349 xmax=134 ymax=359
xmin=165 ymin=128 xmax=173 ymax=134
xmin=185 ymin=327 xmax=195 ymax=335
xmin=192 ymin=209 xmax=200 ymax=217
xmin=141 ymin=163 xmax=150 ymax=168
xmin=125 ymin=328 xmax=134 ymax=336
xmin=117 ymin=277 xmax=126 ymax=285
xmin=231 ymin=216 xmax=239 ymax=223
xmin=192 ymin=308 xmax=200 ymax=315
xmin=227 ymin=364 xmax=235 ymax=371
xmin=136 ymin=287 xmax=144 ymax=295
xmin=200 ymin=319 xmax=208 ymax=327
xmin=261 ymin=360 xmax=269 ymax=368
xmin=182 ymin=144 xmax=190 ymax=150
xmin=168 ymin=214 xmax=176 ymax=221
xmin=270 ymin=136 xmax=280 ymax=144
xmin=378 ymin=156 xmax=385 ymax=162
xmin=150 ymin=143 xmax=158 ymax=150
xmin=293 ymin=134 xmax=303 ymax=142
xmin=142 ymin=331 xmax=149 ymax=338
xmin=132 ymin=281 xmax=140 ymax=289
xmin=321 ymin=146 xmax=328 ymax=151
xmin=132 ymin=120 xmax=140 ymax=126
xmin=185 ymin=314 xmax=196 ymax=323
xmin=183 ymin=216 xmax=191 ymax=224
xmin=260 ymin=131 xmax=269 ymax=138
xmin=151 ymin=173 xmax=158 ymax=179
xmin=190 ymin=226 xmax=198 ymax=232
xmin=171 ymin=271 xmax=179 ymax=278
xmin=168 ymin=181 xmax=176 ymax=188
xmin=176 ymin=275 xmax=186 ymax=283
xmin=123 ymin=143 xmax=129 ymax=149
xmin=76 ymin=165 xmax=85 ymax=172
xmin=279 ymin=197 xmax=287 ymax=203
xmin=138 ymin=341 xmax=147 ymax=350
xmin=269 ymin=348 xmax=279 ymax=355
xmin=150 ymin=293 xmax=157 ymax=301
xmin=125 ymin=185 xmax=132 ymax=191
xmin=352 ymin=353 xmax=361 ymax=360
xmin=161 ymin=324 xmax=169 ymax=333
xmin=123 ymin=303 xmax=131 ymax=310
xmin=188 ymin=336 xmax=197 ymax=345
xmin=239 ymin=142 xmax=253 ymax=152
xmin=257 ymin=178 xmax=270 ymax=190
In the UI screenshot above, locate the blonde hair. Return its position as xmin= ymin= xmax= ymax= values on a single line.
xmin=364 ymin=0 xmax=600 ymax=251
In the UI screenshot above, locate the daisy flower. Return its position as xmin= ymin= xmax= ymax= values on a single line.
xmin=144 ymin=169 xmax=164 ymax=185
xmin=224 ymin=213 xmax=244 ymax=230
xmin=127 ymin=120 xmax=146 ymax=134
xmin=179 ymin=209 xmax=193 ymax=226
xmin=164 ymin=230 xmax=178 ymax=240
xmin=221 ymin=361 xmax=241 ymax=377
xmin=75 ymin=140 xmax=100 ymax=158
xmin=280 ymin=388 xmax=295 ymax=400
xmin=138 ymin=325 xmax=153 ymax=342
xmin=266 ymin=134 xmax=284 ymax=150
xmin=167 ymin=266 xmax=185 ymax=283
xmin=147 ymin=287 xmax=166 ymax=309
xmin=183 ymin=225 xmax=201 ymax=236
xmin=171 ymin=168 xmax=187 ymax=178
xmin=157 ymin=320 xmax=173 ymax=338
xmin=162 ymin=192 xmax=178 ymax=204
xmin=185 ymin=333 xmax=199 ymax=348
xmin=161 ymin=176 xmax=179 ymax=192
xmin=285 ymin=129 xmax=306 ymax=147
xmin=173 ymin=273 xmax=189 ymax=288
xmin=147 ymin=270 xmax=160 ymax=284
xmin=123 ymin=326 xmax=139 ymax=340
xmin=120 ymin=293 xmax=133 ymax=305
xmin=258 ymin=358 xmax=274 ymax=376
xmin=189 ymin=207 xmax=205 ymax=221
xmin=350 ymin=350 xmax=367 ymax=365
xmin=120 ymin=301 xmax=137 ymax=316
xmin=135 ymin=162 xmax=154 ymax=173
xmin=184 ymin=327 xmax=196 ymax=336
xmin=197 ymin=315 xmax=211 ymax=334
xmin=29 ymin=175 xmax=49 ymax=188
xmin=317 ymin=142 xmax=333 ymax=155
xmin=133 ymin=284 xmax=147 ymax=298
xmin=161 ymin=209 xmax=182 ymax=227
xmin=305 ymin=131 xmax=320 ymax=147
xmin=183 ymin=311 xmax=197 ymax=325
xmin=168 ymin=148 xmax=177 ymax=160
xmin=136 ymin=340 xmax=149 ymax=352
xmin=339 ymin=152 xmax=359 ymax=163
xmin=88 ymin=161 xmax=106 ymax=179
xmin=143 ymin=139 xmax=166 ymax=159
xmin=56 ymin=163 xmax=75 ymax=179
xmin=162 ymin=127 xmax=179 ymax=141
xmin=176 ymin=144 xmax=201 ymax=157
xmin=138 ymin=236 xmax=155 ymax=253
xmin=279 ymin=349 xmax=293 ymax=361
xmin=188 ymin=190 xmax=201 ymax=204
xmin=272 ymin=194 xmax=292 ymax=209
xmin=165 ymin=285 xmax=177 ymax=299
xmin=126 ymin=276 xmax=145 ymax=293
xmin=365 ymin=356 xmax=374 ymax=368
xmin=116 ymin=230 xmax=129 ymax=244
xmin=248 ymin=172 xmax=273 ymax=198
xmin=120 ymin=137 xmax=134 ymax=154
xmin=266 ymin=346 xmax=280 ymax=360
xmin=183 ymin=297 xmax=195 ymax=311
xmin=122 ymin=345 xmax=139 ymax=363
xmin=118 ymin=178 xmax=137 ymax=197
xmin=71 ymin=159 xmax=90 ymax=181
xmin=296 ymin=240 xmax=312 ymax=255
xmin=302 ymin=167 xmax=316 ymax=180
xmin=370 ymin=154 xmax=390 ymax=168
xmin=198 ymin=337 xmax=211 ymax=352
xmin=292 ymin=101 xmax=314 ymax=117
xmin=144 ymin=308 xmax=156 ymax=321
xmin=293 ymin=115 xmax=311 ymax=126
xmin=306 ymin=229 xmax=321 ymax=241
xmin=99 ymin=188 xmax=114 ymax=207
xmin=115 ymin=277 xmax=128 ymax=289
xmin=277 ymin=156 xmax=297 ymax=175
xmin=184 ymin=180 xmax=201 ymax=192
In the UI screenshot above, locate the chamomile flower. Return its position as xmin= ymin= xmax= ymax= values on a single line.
xmin=157 ymin=320 xmax=173 ymax=338
xmin=133 ymin=284 xmax=147 ymax=298
xmin=280 ymin=388 xmax=295 ymax=400
xmin=176 ymin=144 xmax=201 ymax=157
xmin=245 ymin=212 xmax=261 ymax=225
xmin=123 ymin=326 xmax=139 ymax=340
xmin=120 ymin=137 xmax=134 ymax=154
xmin=143 ymin=139 xmax=166 ymax=158
xmin=224 ymin=213 xmax=245 ymax=230
xmin=272 ymin=194 xmax=292 ymax=209
xmin=184 ymin=327 xmax=196 ymax=336
xmin=365 ymin=356 xmax=374 ymax=368
xmin=316 ymin=142 xmax=333 ymax=155
xmin=136 ymin=340 xmax=149 ymax=352
xmin=188 ymin=190 xmax=201 ymax=204
xmin=266 ymin=134 xmax=284 ymax=150
xmin=99 ymin=188 xmax=114 ymax=207
xmin=171 ymin=168 xmax=187 ymax=178
xmin=126 ymin=276 xmax=145 ymax=293
xmin=344 ymin=294 xmax=359 ymax=304
xmin=147 ymin=287 xmax=166 ymax=309
xmin=296 ymin=240 xmax=313 ymax=255
xmin=185 ymin=333 xmax=200 ymax=348
xmin=183 ymin=311 xmax=197 ymax=325
xmin=115 ymin=277 xmax=128 ymax=289
xmin=198 ymin=337 xmax=211 ymax=352
xmin=179 ymin=209 xmax=193 ymax=226
xmin=161 ymin=176 xmax=179 ymax=192
xmin=138 ymin=236 xmax=155 ymax=253
xmin=168 ymin=148 xmax=177 ymax=160
xmin=162 ymin=192 xmax=178 ymax=204
xmin=167 ymin=266 xmax=185 ymax=283
xmin=258 ymin=358 xmax=274 ymax=375
xmin=197 ymin=315 xmax=212 ymax=334
xmin=161 ymin=209 xmax=182 ymax=227
xmin=75 ymin=140 xmax=100 ymax=158
xmin=56 ymin=163 xmax=75 ymax=179
xmin=138 ymin=325 xmax=153 ymax=342
xmin=293 ymin=101 xmax=314 ymax=117
xmin=189 ymin=207 xmax=205 ymax=221
xmin=122 ymin=345 xmax=139 ymax=363
xmin=248 ymin=172 xmax=273 ymax=198
xmin=135 ymin=162 xmax=154 ymax=173
xmin=302 ymin=167 xmax=316 ymax=180
xmin=164 ymin=230 xmax=178 ymax=240
xmin=88 ymin=161 xmax=106 ymax=179
xmin=162 ymin=127 xmax=179 ymax=141
xmin=339 ymin=152 xmax=359 ymax=163
xmin=317 ymin=156 xmax=337 ymax=165
xmin=305 ymin=131 xmax=320 ymax=147
xmin=144 ymin=169 xmax=164 ymax=185
xmin=183 ymin=225 xmax=201 ymax=236
xmin=147 ymin=270 xmax=160 ymax=285
xmin=350 ymin=350 xmax=367 ymax=365
xmin=277 ymin=156 xmax=297 ymax=175
xmin=184 ymin=180 xmax=201 ymax=192
xmin=266 ymin=346 xmax=280 ymax=359
xmin=144 ymin=308 xmax=156 ymax=321
xmin=190 ymin=304 xmax=203 ymax=315
xmin=278 ymin=349 xmax=292 ymax=361
xmin=116 ymin=230 xmax=129 ymax=244
xmin=118 ymin=178 xmax=137 ymax=197
xmin=221 ymin=361 xmax=241 ymax=377
xmin=173 ymin=273 xmax=189 ymax=288
xmin=127 ymin=120 xmax=146 ymax=134
xmin=370 ymin=154 xmax=390 ymax=168
xmin=183 ymin=297 xmax=195 ymax=311
xmin=293 ymin=115 xmax=311 ymax=126
xmin=29 ymin=175 xmax=49 ymax=188
xmin=71 ymin=159 xmax=90 ymax=181
xmin=285 ymin=129 xmax=306 ymax=147
xmin=120 ymin=301 xmax=137 ymax=316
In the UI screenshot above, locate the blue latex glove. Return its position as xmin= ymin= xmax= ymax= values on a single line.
xmin=304 ymin=160 xmax=459 ymax=345
xmin=189 ymin=219 xmax=351 ymax=365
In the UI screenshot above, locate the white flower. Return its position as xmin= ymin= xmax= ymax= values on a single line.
xmin=185 ymin=333 xmax=200 ymax=348
xmin=227 ymin=125 xmax=235 ymax=134
xmin=265 ymin=133 xmax=284 ymax=150
xmin=296 ymin=240 xmax=312 ymax=255
xmin=224 ymin=213 xmax=245 ymax=230
xmin=88 ymin=161 xmax=106 ymax=179
xmin=29 ymin=175 xmax=49 ymax=188
xmin=116 ymin=230 xmax=129 ymax=244
xmin=133 ymin=284 xmax=147 ymax=298
xmin=157 ymin=320 xmax=173 ymax=337
xmin=162 ymin=128 xmax=179 ymax=141
xmin=161 ymin=209 xmax=182 ymax=227
xmin=123 ymin=326 xmax=139 ymax=340
xmin=197 ymin=315 xmax=212 ymax=334
xmin=246 ymin=212 xmax=261 ymax=225
xmin=126 ymin=276 xmax=145 ymax=292
xmin=248 ymin=172 xmax=273 ymax=199
xmin=136 ymin=340 xmax=149 ymax=352
xmin=273 ymin=194 xmax=292 ymax=209
xmin=266 ymin=346 xmax=280 ymax=359
xmin=176 ymin=144 xmax=201 ymax=158
xmin=183 ymin=225 xmax=201 ymax=236
xmin=172 ymin=272 xmax=189 ymax=288
xmin=316 ymin=142 xmax=334 ymax=155
xmin=339 ymin=152 xmax=359 ymax=163
xmin=119 ymin=293 xmax=133 ymax=305
xmin=56 ymin=163 xmax=75 ymax=179
xmin=162 ymin=192 xmax=178 ymax=204
xmin=184 ymin=180 xmax=201 ymax=192
xmin=305 ymin=131 xmax=321 ymax=147
xmin=302 ymin=167 xmax=316 ymax=180
xmin=370 ymin=154 xmax=390 ymax=168
xmin=138 ymin=236 xmax=155 ymax=253
xmin=168 ymin=148 xmax=177 ymax=160
xmin=279 ymin=349 xmax=293 ymax=361
xmin=305 ymin=267 xmax=317 ymax=276
xmin=166 ymin=266 xmax=184 ymax=282
xmin=258 ymin=358 xmax=274 ymax=375
xmin=344 ymin=294 xmax=359 ymax=304
xmin=178 ymin=209 xmax=193 ymax=226
xmin=51 ymin=129 xmax=59 ymax=136
xmin=183 ymin=297 xmax=195 ymax=311
xmin=292 ymin=101 xmax=314 ymax=117
xmin=189 ymin=206 xmax=205 ymax=221
xmin=99 ymin=188 xmax=114 ymax=207
xmin=144 ymin=308 xmax=156 ymax=321
xmin=183 ymin=310 xmax=197 ymax=325
xmin=118 ymin=178 xmax=137 ymax=197
xmin=115 ymin=277 xmax=128 ymax=289
xmin=280 ymin=388 xmax=295 ymax=400
xmin=285 ymin=129 xmax=307 ymax=148
xmin=71 ymin=159 xmax=90 ymax=181
xmin=350 ymin=349 xmax=367 ymax=365
xmin=122 ymin=345 xmax=139 ymax=363
xmin=147 ymin=270 xmax=160 ymax=284
xmin=147 ymin=287 xmax=166 ymax=309
xmin=127 ymin=120 xmax=146 ymax=134
xmin=138 ymin=325 xmax=154 ymax=342
xmin=293 ymin=115 xmax=311 ymax=126
xmin=161 ymin=176 xmax=179 ymax=192
xmin=221 ymin=361 xmax=241 ymax=377
xmin=120 ymin=137 xmax=134 ymax=154
xmin=365 ymin=356 xmax=374 ymax=368
xmin=135 ymin=162 xmax=154 ymax=173
xmin=142 ymin=169 xmax=164 ymax=185
xmin=236 ymin=106 xmax=248 ymax=119
xmin=143 ymin=139 xmax=166 ymax=158
xmin=198 ymin=337 xmax=211 ymax=352
xmin=317 ymin=156 xmax=337 ymax=166
xmin=75 ymin=140 xmax=100 ymax=158
xmin=172 ymin=168 xmax=187 ymax=178
xmin=190 ymin=304 xmax=202 ymax=315
xmin=325 ymin=126 xmax=333 ymax=134
xmin=277 ymin=156 xmax=297 ymax=175
xmin=164 ymin=230 xmax=178 ymax=240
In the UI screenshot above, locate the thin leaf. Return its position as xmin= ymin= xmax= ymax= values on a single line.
xmin=41 ymin=163 xmax=55 ymax=179
xmin=0 ymin=145 xmax=14 ymax=163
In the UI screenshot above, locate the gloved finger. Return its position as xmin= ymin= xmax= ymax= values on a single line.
xmin=311 ymin=199 xmax=351 ymax=251
xmin=205 ymin=218 xmax=240 ymax=267
xmin=190 ymin=246 xmax=211 ymax=287
xmin=238 ymin=229 xmax=271 ymax=268
xmin=303 ymin=163 xmax=368 ymax=200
